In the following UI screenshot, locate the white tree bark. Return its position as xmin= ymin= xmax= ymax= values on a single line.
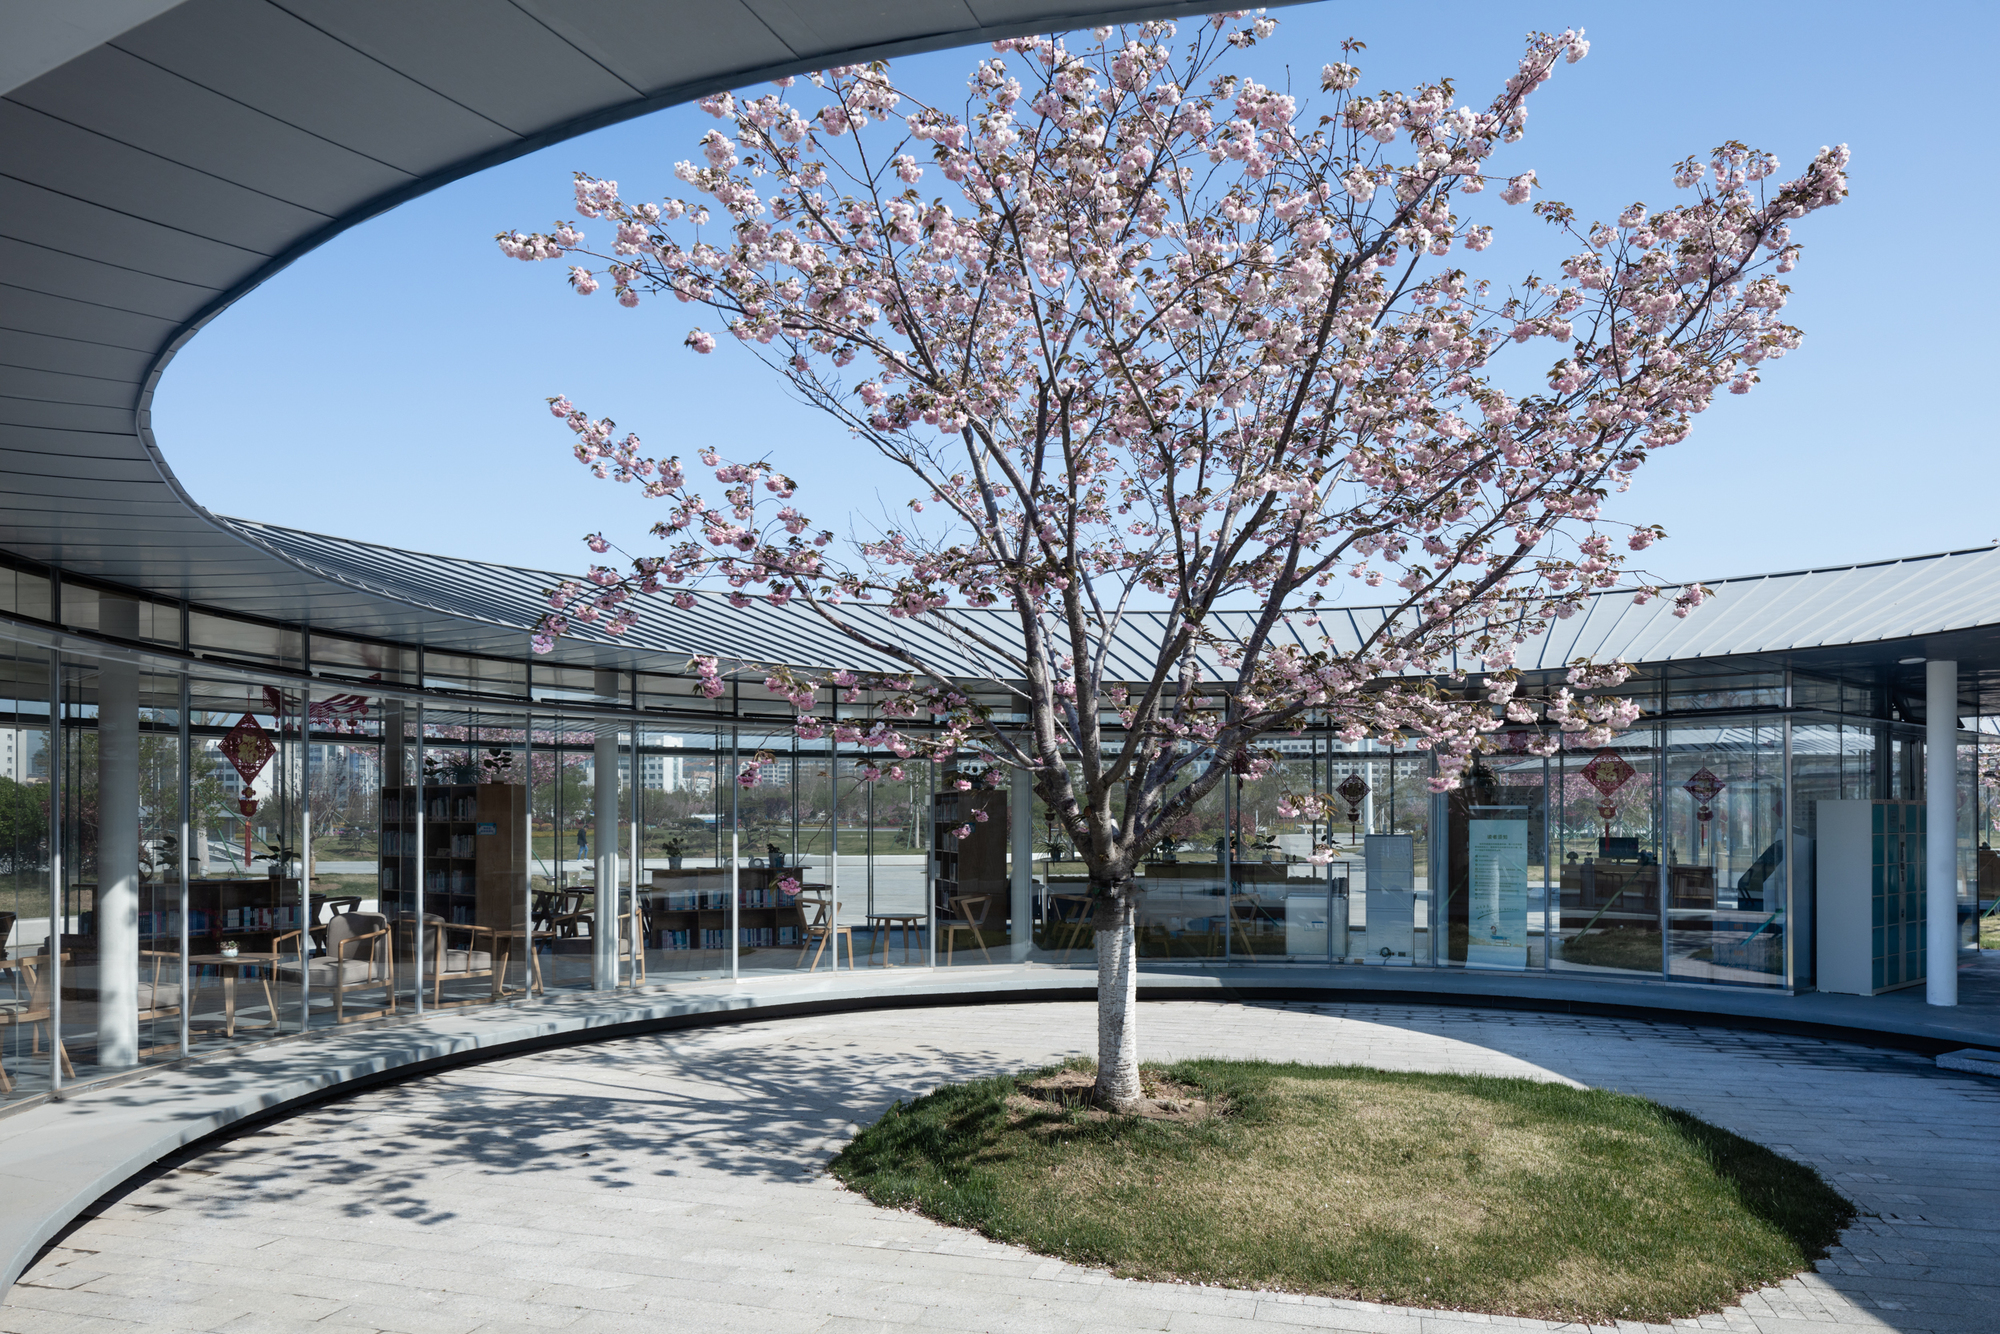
xmin=1095 ymin=893 xmax=1141 ymax=1107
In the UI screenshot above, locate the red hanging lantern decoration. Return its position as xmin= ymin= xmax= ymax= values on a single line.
xmin=1336 ymin=773 xmax=1370 ymax=842
xmin=1581 ymin=748 xmax=1635 ymax=838
xmin=1682 ymin=767 xmax=1726 ymax=846
xmin=219 ymin=712 xmax=275 ymax=816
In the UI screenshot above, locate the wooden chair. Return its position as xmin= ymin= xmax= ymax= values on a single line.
xmin=1045 ymin=893 xmax=1095 ymax=963
xmin=308 ymin=892 xmax=363 ymax=951
xmin=135 ymin=948 xmax=185 ymax=1052
xmin=421 ymin=916 xmax=498 ymax=1006
xmin=0 ymin=956 xmax=74 ymax=1092
xmin=794 ymin=890 xmax=853 ymax=971
xmin=542 ymin=906 xmax=646 ymax=980
xmin=537 ymin=888 xmax=590 ymax=937
xmin=940 ymin=893 xmax=994 ymax=965
xmin=273 ymin=911 xmax=395 ymax=1024
xmin=621 ymin=909 xmax=646 ymax=984
xmin=1227 ymin=892 xmax=1271 ymax=957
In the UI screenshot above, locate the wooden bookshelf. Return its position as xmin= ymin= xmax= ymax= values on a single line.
xmin=379 ymin=783 xmax=526 ymax=928
xmin=641 ymin=866 xmax=811 ymax=953
xmin=932 ymin=780 xmax=1007 ymax=923
xmin=131 ymin=877 xmax=304 ymax=950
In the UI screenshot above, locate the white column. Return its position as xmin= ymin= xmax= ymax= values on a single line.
xmin=96 ymin=599 xmax=141 ymax=1067
xmin=1010 ymin=768 xmax=1034 ymax=962
xmin=594 ymin=723 xmax=620 ymax=989
xmin=1926 ymin=659 xmax=1958 ymax=1007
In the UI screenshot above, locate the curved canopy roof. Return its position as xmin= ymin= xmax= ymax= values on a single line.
xmin=233 ymin=517 xmax=2000 ymax=709
xmin=5 ymin=2 xmax=2000 ymax=713
xmin=0 ymin=0 xmax=1235 ymax=664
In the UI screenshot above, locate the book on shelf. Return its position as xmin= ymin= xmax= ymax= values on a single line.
xmin=139 ymin=910 xmax=184 ymax=937
xmin=421 ymin=868 xmax=476 ymax=895
xmin=653 ymin=889 xmax=736 ymax=911
xmin=220 ymin=905 xmax=302 ymax=932
xmin=700 ymin=927 xmax=727 ymax=950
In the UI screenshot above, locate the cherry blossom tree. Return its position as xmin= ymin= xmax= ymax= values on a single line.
xmin=497 ymin=15 xmax=1847 ymax=1107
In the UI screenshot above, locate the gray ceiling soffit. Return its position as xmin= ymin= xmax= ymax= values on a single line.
xmin=0 ymin=1 xmax=194 ymax=98
xmin=8 ymin=1 xmax=1996 ymax=695
xmin=0 ymin=0 xmax=1250 ymax=644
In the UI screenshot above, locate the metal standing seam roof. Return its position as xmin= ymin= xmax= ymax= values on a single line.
xmin=226 ymin=516 xmax=2000 ymax=694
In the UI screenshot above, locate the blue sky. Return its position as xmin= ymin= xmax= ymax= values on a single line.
xmin=153 ymin=1 xmax=1997 ymax=592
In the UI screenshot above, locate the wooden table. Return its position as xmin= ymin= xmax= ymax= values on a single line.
xmin=865 ymin=913 xmax=925 ymax=967
xmin=187 ymin=952 xmax=278 ymax=1037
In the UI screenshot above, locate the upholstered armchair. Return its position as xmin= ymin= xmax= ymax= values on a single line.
xmin=273 ymin=910 xmax=395 ymax=1024
xmin=422 ymin=915 xmax=497 ymax=1005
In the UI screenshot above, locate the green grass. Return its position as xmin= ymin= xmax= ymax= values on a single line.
xmin=830 ymin=1059 xmax=1853 ymax=1324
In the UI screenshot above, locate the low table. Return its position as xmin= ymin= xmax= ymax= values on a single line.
xmin=865 ymin=913 xmax=925 ymax=967
xmin=187 ymin=953 xmax=278 ymax=1038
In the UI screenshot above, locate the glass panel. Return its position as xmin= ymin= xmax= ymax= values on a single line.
xmin=529 ymin=718 xmax=599 ymax=991
xmin=136 ymin=674 xmax=184 ymax=1060
xmin=1441 ymin=743 xmax=1545 ymax=970
xmin=373 ymin=703 xmax=529 ymax=1012
xmin=1550 ymin=728 xmax=1661 ymax=976
xmin=1958 ymin=731 xmax=1978 ymax=954
xmin=188 ymin=611 xmax=302 ymax=669
xmin=1979 ymin=723 xmax=2000 ymax=951
xmin=0 ymin=565 xmax=53 ymax=622
xmin=52 ymin=659 xmax=194 ymax=1074
xmin=309 ymin=634 xmax=415 ymax=685
xmin=421 ymin=651 xmax=528 ymax=698
xmin=932 ymin=757 xmax=1006 ymax=968
xmin=1664 ymin=671 xmax=1784 ymax=713
xmin=636 ymin=726 xmax=734 ymax=980
xmin=1224 ymin=748 xmax=1322 ymax=961
xmin=0 ymin=642 xmax=53 ymax=1104
xmin=1133 ymin=765 xmax=1226 ymax=963
xmin=1662 ymin=719 xmax=1787 ymax=986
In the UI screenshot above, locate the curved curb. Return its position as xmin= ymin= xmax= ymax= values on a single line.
xmin=4 ymin=962 xmax=1995 ymax=1295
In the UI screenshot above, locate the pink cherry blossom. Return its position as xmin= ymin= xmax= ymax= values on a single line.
xmin=501 ymin=21 xmax=1846 ymax=1107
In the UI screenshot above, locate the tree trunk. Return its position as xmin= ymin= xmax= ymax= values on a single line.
xmin=1094 ymin=890 xmax=1141 ymax=1109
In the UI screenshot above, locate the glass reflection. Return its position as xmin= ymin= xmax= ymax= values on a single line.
xmin=1551 ymin=730 xmax=1661 ymax=976
xmin=1662 ymin=720 xmax=1787 ymax=986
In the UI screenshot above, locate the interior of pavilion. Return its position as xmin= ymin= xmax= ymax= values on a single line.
xmin=0 ymin=561 xmax=1991 ymax=1106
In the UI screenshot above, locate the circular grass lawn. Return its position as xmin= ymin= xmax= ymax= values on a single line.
xmin=829 ymin=1059 xmax=1853 ymax=1324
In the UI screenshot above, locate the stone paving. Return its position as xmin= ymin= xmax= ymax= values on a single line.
xmin=2 ymin=1001 xmax=1994 ymax=1334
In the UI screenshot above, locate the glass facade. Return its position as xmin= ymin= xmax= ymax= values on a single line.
xmin=0 ymin=569 xmax=1985 ymax=1109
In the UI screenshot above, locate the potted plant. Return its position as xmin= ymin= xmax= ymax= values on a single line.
xmin=661 ymin=835 xmax=689 ymax=870
xmin=767 ymin=841 xmax=785 ymax=869
xmin=219 ymin=939 xmax=240 ymax=959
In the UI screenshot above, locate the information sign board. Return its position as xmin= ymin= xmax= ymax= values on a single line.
xmin=1466 ymin=807 xmax=1528 ymax=968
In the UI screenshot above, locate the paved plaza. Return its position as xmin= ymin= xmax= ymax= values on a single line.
xmin=3 ymin=1000 xmax=1994 ymax=1334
